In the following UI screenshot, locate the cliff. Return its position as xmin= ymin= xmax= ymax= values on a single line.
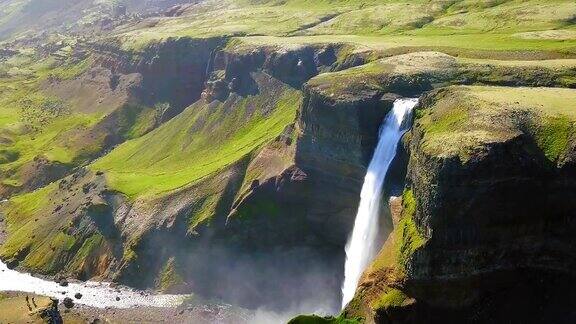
xmin=344 ymin=86 xmax=576 ymax=323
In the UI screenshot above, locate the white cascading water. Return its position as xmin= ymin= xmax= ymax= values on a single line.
xmin=341 ymin=98 xmax=418 ymax=308
xmin=0 ymin=260 xmax=185 ymax=309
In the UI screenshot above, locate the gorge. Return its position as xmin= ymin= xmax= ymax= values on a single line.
xmin=0 ymin=1 xmax=574 ymax=323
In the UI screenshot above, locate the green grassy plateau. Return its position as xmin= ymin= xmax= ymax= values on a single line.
xmin=115 ymin=0 xmax=576 ymax=59
xmin=416 ymin=85 xmax=576 ymax=161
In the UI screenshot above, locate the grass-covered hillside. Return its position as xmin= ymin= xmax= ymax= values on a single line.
xmin=417 ymin=85 xmax=576 ymax=162
xmin=115 ymin=0 xmax=576 ymax=58
xmin=0 ymin=52 xmax=98 ymax=193
xmin=92 ymin=74 xmax=300 ymax=199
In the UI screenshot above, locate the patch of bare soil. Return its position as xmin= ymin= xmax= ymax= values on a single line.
xmin=0 ymin=209 xmax=6 ymax=246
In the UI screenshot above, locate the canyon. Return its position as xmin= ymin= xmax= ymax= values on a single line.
xmin=0 ymin=0 xmax=574 ymax=323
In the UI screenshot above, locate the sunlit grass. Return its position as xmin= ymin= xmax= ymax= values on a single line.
xmin=93 ymin=86 xmax=301 ymax=198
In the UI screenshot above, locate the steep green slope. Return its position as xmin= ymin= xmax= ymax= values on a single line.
xmin=0 ymin=33 xmax=224 ymax=197
xmin=0 ymin=66 xmax=303 ymax=279
xmin=92 ymin=73 xmax=301 ymax=199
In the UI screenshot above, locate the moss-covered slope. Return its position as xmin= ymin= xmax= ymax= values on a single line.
xmin=0 ymin=36 xmax=224 ymax=198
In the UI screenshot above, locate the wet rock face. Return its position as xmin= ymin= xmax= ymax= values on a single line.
xmin=132 ymin=38 xmax=225 ymax=120
xmin=290 ymin=87 xmax=398 ymax=243
xmin=39 ymin=298 xmax=63 ymax=324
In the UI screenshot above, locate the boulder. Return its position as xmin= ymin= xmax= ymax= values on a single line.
xmin=63 ymin=297 xmax=74 ymax=309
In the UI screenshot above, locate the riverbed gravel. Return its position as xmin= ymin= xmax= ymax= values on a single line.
xmin=68 ymin=302 xmax=252 ymax=323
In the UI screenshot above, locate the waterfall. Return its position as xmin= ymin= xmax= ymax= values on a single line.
xmin=341 ymin=98 xmax=418 ymax=308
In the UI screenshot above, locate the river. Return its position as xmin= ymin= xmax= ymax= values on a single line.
xmin=0 ymin=260 xmax=186 ymax=309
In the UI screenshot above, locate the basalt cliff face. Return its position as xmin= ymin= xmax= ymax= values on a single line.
xmin=404 ymin=89 xmax=576 ymax=322
xmin=343 ymin=86 xmax=576 ymax=323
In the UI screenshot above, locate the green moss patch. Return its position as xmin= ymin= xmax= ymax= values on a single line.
xmin=156 ymin=257 xmax=184 ymax=292
xmin=366 ymin=190 xmax=425 ymax=275
xmin=43 ymin=57 xmax=93 ymax=81
xmin=396 ymin=189 xmax=426 ymax=271
xmin=416 ymin=86 xmax=576 ymax=162
xmin=69 ymin=233 xmax=105 ymax=271
xmin=0 ymin=149 xmax=19 ymax=164
xmin=235 ymin=198 xmax=281 ymax=220
xmin=534 ymin=115 xmax=574 ymax=162
xmin=371 ymin=288 xmax=409 ymax=310
xmin=187 ymin=194 xmax=221 ymax=233
xmin=288 ymin=314 xmax=361 ymax=324
xmin=423 ymin=107 xmax=468 ymax=136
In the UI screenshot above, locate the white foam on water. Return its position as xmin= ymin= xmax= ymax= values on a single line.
xmin=0 ymin=260 xmax=186 ymax=309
